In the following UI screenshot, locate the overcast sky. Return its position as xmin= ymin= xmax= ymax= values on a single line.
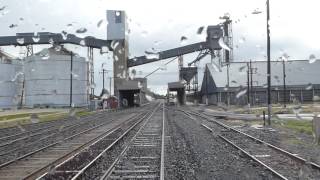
xmin=0 ymin=0 xmax=319 ymax=94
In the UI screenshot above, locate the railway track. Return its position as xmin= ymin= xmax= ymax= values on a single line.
xmin=35 ymin=102 xmax=165 ymax=180
xmin=179 ymin=108 xmax=320 ymax=180
xmin=0 ymin=105 xmax=155 ymax=180
xmin=0 ymin=109 xmax=141 ymax=166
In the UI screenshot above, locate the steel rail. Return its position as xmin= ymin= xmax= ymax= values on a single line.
xmin=187 ymin=110 xmax=320 ymax=170
xmin=100 ymin=103 xmax=162 ymax=180
xmin=0 ymin=110 xmax=142 ymax=169
xmin=32 ymin=111 xmax=149 ymax=180
xmin=0 ymin=114 xmax=106 ymax=157
xmin=201 ymin=124 xmax=288 ymax=180
xmin=160 ymin=102 xmax=165 ymax=180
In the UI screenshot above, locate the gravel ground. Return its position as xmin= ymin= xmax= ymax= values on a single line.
xmin=202 ymin=110 xmax=320 ymax=165
xmin=164 ymin=108 xmax=279 ymax=180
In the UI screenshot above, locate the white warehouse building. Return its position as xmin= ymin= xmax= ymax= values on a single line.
xmin=24 ymin=47 xmax=89 ymax=107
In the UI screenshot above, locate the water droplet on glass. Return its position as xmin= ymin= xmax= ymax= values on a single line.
xmin=114 ymin=55 xmax=119 ymax=61
xmin=54 ymin=45 xmax=61 ymax=51
xmin=90 ymin=83 xmax=96 ymax=89
xmin=239 ymin=36 xmax=246 ymax=44
xmin=180 ymin=36 xmax=188 ymax=45
xmin=32 ymin=34 xmax=40 ymax=43
xmin=100 ymin=46 xmax=109 ymax=54
xmin=80 ymin=40 xmax=86 ymax=46
xmin=52 ymin=89 xmax=58 ymax=95
xmin=305 ymin=83 xmax=313 ymax=90
xmin=16 ymin=38 xmax=24 ymax=45
xmin=48 ymin=38 xmax=54 ymax=45
xmin=231 ymin=80 xmax=237 ymax=84
xmin=0 ymin=6 xmax=7 ymax=12
xmin=218 ymin=37 xmax=231 ymax=51
xmin=11 ymin=72 xmax=23 ymax=81
xmin=19 ymin=17 xmax=24 ymax=21
xmin=281 ymin=53 xmax=289 ymax=61
xmin=160 ymin=64 xmax=167 ymax=70
xmin=212 ymin=61 xmax=222 ymax=72
xmin=145 ymin=51 xmax=159 ymax=59
xmin=239 ymin=65 xmax=246 ymax=72
xmin=17 ymin=123 xmax=26 ymax=132
xmin=61 ymin=31 xmax=68 ymax=40
xmin=308 ymin=54 xmax=317 ymax=64
xmin=97 ymin=19 xmax=107 ymax=28
xmin=252 ymin=9 xmax=262 ymax=14
xmin=9 ymin=24 xmax=18 ymax=28
xmin=76 ymin=27 xmax=87 ymax=34
xmin=141 ymin=30 xmax=148 ymax=37
xmin=274 ymin=75 xmax=279 ymax=79
xmin=30 ymin=114 xmax=39 ymax=123
xmin=236 ymin=88 xmax=247 ymax=98
xmin=40 ymin=50 xmax=50 ymax=60
xmin=72 ymin=72 xmax=79 ymax=78
xmin=292 ymin=105 xmax=302 ymax=114
xmin=197 ymin=26 xmax=204 ymax=34
xmin=313 ymin=96 xmax=320 ymax=101
xmin=111 ymin=40 xmax=119 ymax=50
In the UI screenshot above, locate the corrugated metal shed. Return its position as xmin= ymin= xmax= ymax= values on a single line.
xmin=204 ymin=60 xmax=320 ymax=89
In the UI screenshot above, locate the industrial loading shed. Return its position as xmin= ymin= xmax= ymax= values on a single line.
xmin=24 ymin=47 xmax=89 ymax=108
xmin=200 ymin=60 xmax=320 ymax=106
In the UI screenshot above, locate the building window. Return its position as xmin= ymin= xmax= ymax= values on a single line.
xmin=115 ymin=11 xmax=121 ymax=23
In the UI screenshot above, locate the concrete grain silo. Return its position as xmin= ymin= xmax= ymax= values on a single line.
xmin=0 ymin=51 xmax=23 ymax=109
xmin=24 ymin=47 xmax=88 ymax=107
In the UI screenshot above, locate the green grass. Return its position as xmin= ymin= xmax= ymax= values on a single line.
xmin=0 ymin=112 xmax=58 ymax=121
xmin=280 ymin=120 xmax=313 ymax=135
xmin=75 ymin=110 xmax=93 ymax=117
xmin=0 ymin=109 xmax=95 ymax=129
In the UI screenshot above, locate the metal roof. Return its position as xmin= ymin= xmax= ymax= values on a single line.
xmin=206 ymin=60 xmax=320 ymax=88
xmin=168 ymin=82 xmax=184 ymax=91
xmin=117 ymin=80 xmax=141 ymax=91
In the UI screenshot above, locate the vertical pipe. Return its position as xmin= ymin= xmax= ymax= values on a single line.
xmin=282 ymin=59 xmax=286 ymax=107
xmin=110 ymin=77 xmax=112 ymax=96
xmin=226 ymin=63 xmax=230 ymax=106
xmin=267 ymin=0 xmax=272 ymax=125
xmin=250 ymin=60 xmax=253 ymax=106
xmin=20 ymin=78 xmax=25 ymax=108
xmin=102 ymin=69 xmax=105 ymax=90
xmin=70 ymin=51 xmax=73 ymax=107
xmin=247 ymin=62 xmax=250 ymax=105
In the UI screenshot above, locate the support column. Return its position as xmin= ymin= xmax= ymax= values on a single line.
xmin=113 ymin=39 xmax=129 ymax=100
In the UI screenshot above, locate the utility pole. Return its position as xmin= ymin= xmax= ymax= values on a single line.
xmin=282 ymin=58 xmax=286 ymax=108
xmin=250 ymin=60 xmax=253 ymax=106
xmin=205 ymin=66 xmax=209 ymax=105
xmin=266 ymin=0 xmax=272 ymax=125
xmin=247 ymin=62 xmax=250 ymax=106
xmin=226 ymin=63 xmax=230 ymax=106
xmin=70 ymin=51 xmax=73 ymax=107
